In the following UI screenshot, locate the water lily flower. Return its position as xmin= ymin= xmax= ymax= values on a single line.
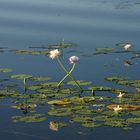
xmin=123 ymin=43 xmax=132 ymax=50
xmin=69 ymin=56 xmax=80 ymax=64
xmin=113 ymin=105 xmax=122 ymax=112
xmin=49 ymin=49 xmax=61 ymax=59
xmin=117 ymin=92 xmax=125 ymax=98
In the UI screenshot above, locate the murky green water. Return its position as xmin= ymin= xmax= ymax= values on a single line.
xmin=0 ymin=0 xmax=140 ymax=140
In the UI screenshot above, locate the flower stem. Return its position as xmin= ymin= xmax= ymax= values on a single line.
xmin=23 ymin=78 xmax=27 ymax=93
xmin=57 ymin=58 xmax=83 ymax=91
xmin=57 ymin=63 xmax=75 ymax=87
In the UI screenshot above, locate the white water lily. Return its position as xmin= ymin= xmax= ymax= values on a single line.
xmin=113 ymin=105 xmax=122 ymax=112
xmin=49 ymin=49 xmax=61 ymax=59
xmin=123 ymin=43 xmax=132 ymax=50
xmin=69 ymin=56 xmax=80 ymax=64
xmin=117 ymin=92 xmax=125 ymax=98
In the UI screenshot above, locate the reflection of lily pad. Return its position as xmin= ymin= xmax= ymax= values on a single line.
xmin=0 ymin=68 xmax=12 ymax=73
xmin=12 ymin=114 xmax=47 ymax=123
xmin=11 ymin=74 xmax=32 ymax=79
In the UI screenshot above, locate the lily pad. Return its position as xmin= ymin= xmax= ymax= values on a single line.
xmin=11 ymin=74 xmax=32 ymax=79
xmin=89 ymin=86 xmax=114 ymax=92
xmin=29 ymin=76 xmax=51 ymax=82
xmin=48 ymin=107 xmax=71 ymax=116
xmin=12 ymin=114 xmax=47 ymax=123
xmin=0 ymin=68 xmax=12 ymax=73
xmin=82 ymin=122 xmax=101 ymax=128
xmin=48 ymin=99 xmax=71 ymax=106
xmin=107 ymin=104 xmax=140 ymax=111
xmin=67 ymin=80 xmax=92 ymax=86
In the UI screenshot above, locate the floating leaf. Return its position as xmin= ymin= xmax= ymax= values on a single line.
xmin=48 ymin=108 xmax=71 ymax=117
xmin=12 ymin=114 xmax=47 ymax=123
xmin=48 ymin=42 xmax=78 ymax=49
xmin=11 ymin=103 xmax=37 ymax=110
xmin=89 ymin=86 xmax=114 ymax=92
xmin=29 ymin=76 xmax=51 ymax=82
xmin=48 ymin=99 xmax=71 ymax=105
xmin=13 ymin=50 xmax=49 ymax=55
xmin=11 ymin=74 xmax=32 ymax=79
xmin=72 ymin=115 xmax=94 ymax=123
xmin=67 ymin=80 xmax=92 ymax=86
xmin=104 ymin=120 xmax=129 ymax=127
xmin=0 ymin=89 xmax=19 ymax=98
xmin=82 ymin=122 xmax=101 ymax=128
xmin=127 ymin=118 xmax=140 ymax=124
xmin=0 ymin=68 xmax=12 ymax=73
xmin=107 ymin=104 xmax=140 ymax=111
xmin=130 ymin=111 xmax=140 ymax=117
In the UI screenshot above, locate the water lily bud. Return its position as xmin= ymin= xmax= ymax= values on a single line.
xmin=69 ymin=56 xmax=80 ymax=64
xmin=49 ymin=49 xmax=61 ymax=59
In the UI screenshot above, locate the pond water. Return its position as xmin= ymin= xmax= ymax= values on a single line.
xmin=0 ymin=0 xmax=140 ymax=140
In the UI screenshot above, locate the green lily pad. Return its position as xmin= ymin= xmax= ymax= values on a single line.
xmin=72 ymin=115 xmax=95 ymax=123
xmin=0 ymin=68 xmax=12 ymax=73
xmin=48 ymin=107 xmax=71 ymax=117
xmin=95 ymin=47 xmax=114 ymax=52
xmin=11 ymin=74 xmax=32 ymax=79
xmin=48 ymin=42 xmax=78 ymax=49
xmin=0 ymin=89 xmax=19 ymax=98
xmin=104 ymin=120 xmax=129 ymax=127
xmin=29 ymin=76 xmax=51 ymax=82
xmin=89 ymin=86 xmax=114 ymax=92
xmin=127 ymin=117 xmax=140 ymax=124
xmin=130 ymin=111 xmax=140 ymax=117
xmin=82 ymin=122 xmax=101 ymax=128
xmin=12 ymin=114 xmax=47 ymax=123
xmin=48 ymin=99 xmax=71 ymax=105
xmin=67 ymin=80 xmax=92 ymax=86
xmin=13 ymin=50 xmax=49 ymax=55
xmin=70 ymin=96 xmax=95 ymax=104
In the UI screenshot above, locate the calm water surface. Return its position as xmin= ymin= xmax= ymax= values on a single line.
xmin=0 ymin=0 xmax=140 ymax=140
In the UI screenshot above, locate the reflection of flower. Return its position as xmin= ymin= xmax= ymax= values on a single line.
xmin=49 ymin=49 xmax=61 ymax=59
xmin=117 ymin=92 xmax=124 ymax=98
xmin=69 ymin=56 xmax=79 ymax=64
xmin=113 ymin=105 xmax=122 ymax=112
xmin=123 ymin=43 xmax=132 ymax=50
xmin=49 ymin=121 xmax=58 ymax=131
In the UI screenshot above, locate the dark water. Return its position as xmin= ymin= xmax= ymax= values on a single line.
xmin=0 ymin=0 xmax=140 ymax=140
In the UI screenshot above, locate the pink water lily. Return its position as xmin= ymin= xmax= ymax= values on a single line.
xmin=69 ymin=56 xmax=80 ymax=64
